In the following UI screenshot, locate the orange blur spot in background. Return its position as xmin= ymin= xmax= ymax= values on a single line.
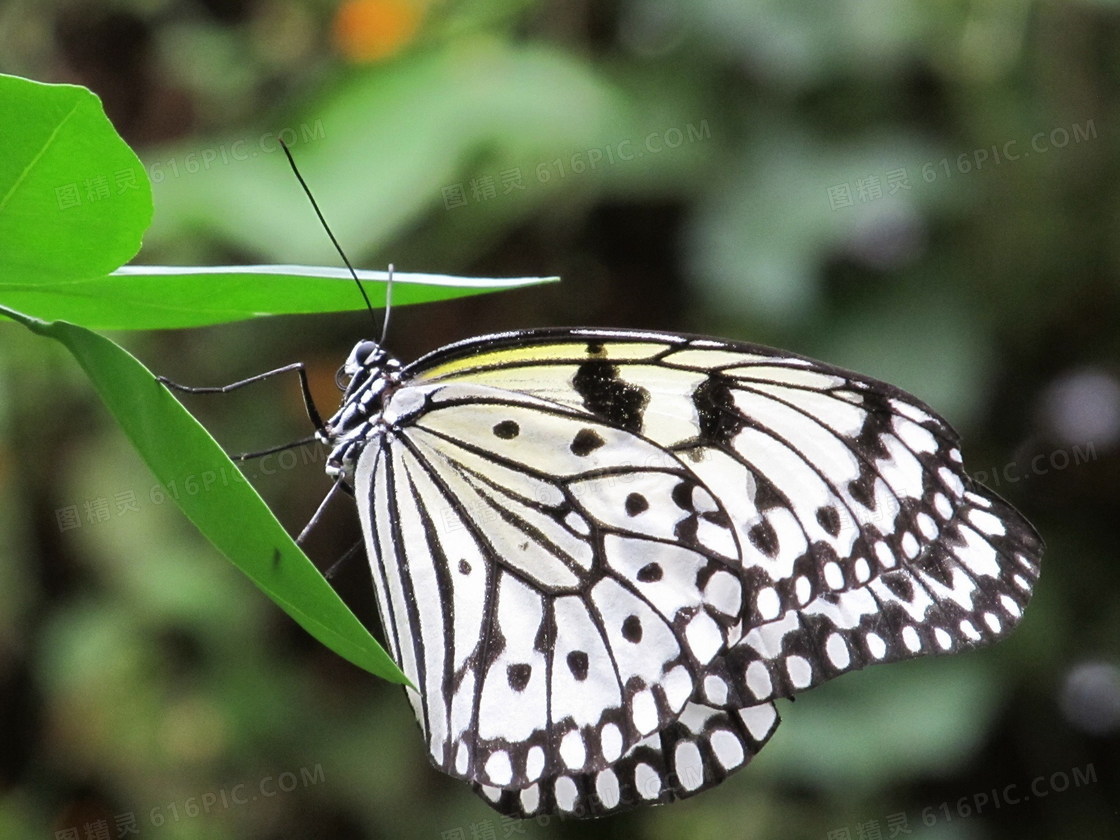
xmin=333 ymin=0 xmax=423 ymax=63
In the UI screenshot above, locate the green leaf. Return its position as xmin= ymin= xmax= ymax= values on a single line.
xmin=0 ymin=304 xmax=406 ymax=684
xmin=1 ymin=264 xmax=559 ymax=330
xmin=0 ymin=73 xmax=152 ymax=284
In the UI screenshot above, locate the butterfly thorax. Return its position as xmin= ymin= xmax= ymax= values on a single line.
xmin=321 ymin=339 xmax=404 ymax=484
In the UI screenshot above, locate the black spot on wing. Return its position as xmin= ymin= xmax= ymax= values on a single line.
xmin=702 ymin=508 xmax=732 ymax=527
xmin=535 ymin=604 xmax=556 ymax=652
xmin=752 ymin=471 xmax=787 ymax=512
xmin=571 ymin=428 xmax=605 ymax=456
xmin=816 ymin=506 xmax=842 ymax=537
xmin=567 ymin=650 xmax=589 ymax=680
xmin=492 ymin=420 xmax=520 ymax=439
xmin=621 ymin=615 xmax=643 ymax=643
xmin=671 ymin=480 xmax=694 ymax=510
xmin=693 ymin=373 xmax=744 ymax=445
xmin=507 ymin=663 xmax=532 ymax=691
xmin=749 ymin=520 xmax=780 ymax=557
xmin=572 ymin=359 xmax=649 ymax=434
xmin=853 ymin=391 xmax=896 ymax=460
xmin=848 ymin=470 xmax=877 ymax=509
xmin=882 ymin=571 xmax=915 ymax=601
xmin=912 ymin=543 xmax=955 ymax=587
xmin=625 ymin=493 xmax=649 ymax=516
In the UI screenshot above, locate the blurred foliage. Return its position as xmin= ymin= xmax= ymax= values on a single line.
xmin=1 ymin=1 xmax=1119 ymax=839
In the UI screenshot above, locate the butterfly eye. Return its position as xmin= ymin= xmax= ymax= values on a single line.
xmin=354 ymin=340 xmax=380 ymax=364
xmin=334 ymin=364 xmax=350 ymax=391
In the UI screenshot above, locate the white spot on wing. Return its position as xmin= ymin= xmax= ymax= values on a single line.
xmin=746 ymin=660 xmax=772 ymax=698
xmin=795 ymin=575 xmax=812 ymax=605
xmin=875 ymin=541 xmax=896 ymax=569
xmin=678 ymin=702 xmax=713 ymax=734
xmin=938 ymin=466 xmax=965 ymax=497
xmin=786 ymin=655 xmax=812 ymax=688
xmin=674 ymin=740 xmax=705 ymax=791
xmin=739 ymin=703 xmax=778 ymax=740
xmin=917 ymin=512 xmax=938 ymax=539
xmin=635 ymin=762 xmax=661 ymax=799
xmin=1000 ymin=594 xmax=1023 ymax=618
xmin=664 ymin=664 xmax=693 ymax=711
xmin=934 ymin=492 xmax=953 ymax=519
xmin=826 ymin=633 xmax=851 ymax=669
xmin=970 ymin=509 xmax=1007 ymax=536
xmin=866 ymin=632 xmax=887 ymax=659
xmin=854 ymin=556 xmax=872 ymax=582
xmin=901 ymin=532 xmax=919 ymax=559
xmin=520 ymin=784 xmax=540 ymax=813
xmin=889 ymin=398 xmax=935 ymax=426
xmin=756 ymin=587 xmax=781 ymax=620
xmin=485 ymin=751 xmax=512 ymax=786
xmin=706 ymin=570 xmax=742 ymax=615
xmin=601 ymin=722 xmax=623 ymax=762
xmin=631 ymin=689 xmax=659 ymax=735
xmin=560 ymin=730 xmax=586 ymax=770
xmin=526 ymin=746 xmax=545 ymax=781
xmin=710 ymin=728 xmax=745 ymax=769
xmin=554 ymin=776 xmax=579 ymax=812
xmin=685 ymin=612 xmax=724 ymax=662
xmin=596 ymin=769 xmax=621 ymax=809
xmin=902 ymin=626 xmax=921 ymax=652
xmin=895 ymin=417 xmax=938 ymax=453
xmin=704 ymin=674 xmax=728 ymax=706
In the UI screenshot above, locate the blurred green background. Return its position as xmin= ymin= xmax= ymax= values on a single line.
xmin=2 ymin=1 xmax=1118 ymax=838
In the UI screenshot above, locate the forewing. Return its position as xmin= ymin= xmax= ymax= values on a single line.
xmin=412 ymin=330 xmax=1043 ymax=708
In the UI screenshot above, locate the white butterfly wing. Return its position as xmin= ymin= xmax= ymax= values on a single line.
xmin=348 ymin=328 xmax=1041 ymax=817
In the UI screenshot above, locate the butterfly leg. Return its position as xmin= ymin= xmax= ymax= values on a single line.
xmin=158 ymin=362 xmax=326 ymax=434
xmin=296 ymin=477 xmax=350 ymax=546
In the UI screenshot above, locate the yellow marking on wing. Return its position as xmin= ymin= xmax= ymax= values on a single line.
xmin=419 ymin=341 xmax=671 ymax=381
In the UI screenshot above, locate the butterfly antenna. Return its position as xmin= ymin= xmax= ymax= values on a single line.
xmin=278 ymin=139 xmax=379 ymax=329
xmin=380 ymin=264 xmax=394 ymax=344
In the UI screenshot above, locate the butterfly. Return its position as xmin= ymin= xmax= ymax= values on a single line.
xmin=316 ymin=326 xmax=1042 ymax=818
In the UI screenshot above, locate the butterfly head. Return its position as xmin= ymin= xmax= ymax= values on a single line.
xmin=321 ymin=339 xmax=403 ymax=482
xmin=335 ymin=340 xmax=400 ymax=397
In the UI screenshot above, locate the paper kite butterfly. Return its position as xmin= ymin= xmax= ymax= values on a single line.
xmin=317 ymin=327 xmax=1042 ymax=818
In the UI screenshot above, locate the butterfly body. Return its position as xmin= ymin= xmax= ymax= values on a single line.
xmin=320 ymin=328 xmax=1042 ymax=818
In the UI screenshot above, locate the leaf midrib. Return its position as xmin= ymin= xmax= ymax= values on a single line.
xmin=0 ymin=98 xmax=80 ymax=214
